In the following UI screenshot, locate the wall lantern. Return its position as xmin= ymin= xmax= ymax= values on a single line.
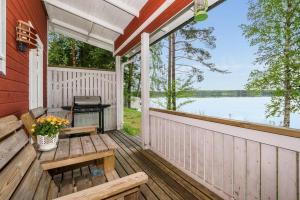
xmin=194 ymin=0 xmax=208 ymax=22
xmin=16 ymin=20 xmax=37 ymax=52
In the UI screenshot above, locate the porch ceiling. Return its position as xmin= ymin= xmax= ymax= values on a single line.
xmin=43 ymin=0 xmax=147 ymax=52
xmin=43 ymin=0 xmax=223 ymax=56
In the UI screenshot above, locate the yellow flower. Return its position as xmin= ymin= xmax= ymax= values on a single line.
xmin=31 ymin=128 xmax=35 ymax=133
xmin=50 ymin=121 xmax=55 ymax=125
xmin=32 ymin=124 xmax=36 ymax=127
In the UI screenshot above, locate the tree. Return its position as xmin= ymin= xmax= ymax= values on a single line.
xmin=48 ymin=32 xmax=74 ymax=66
xmin=151 ymin=21 xmax=227 ymax=110
xmin=123 ymin=56 xmax=141 ymax=108
xmin=241 ymin=0 xmax=300 ymax=127
xmin=48 ymin=32 xmax=114 ymax=70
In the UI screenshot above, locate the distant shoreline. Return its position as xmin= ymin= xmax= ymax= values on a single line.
xmin=150 ymin=90 xmax=273 ymax=98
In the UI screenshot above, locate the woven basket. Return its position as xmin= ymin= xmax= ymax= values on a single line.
xmin=37 ymin=133 xmax=59 ymax=151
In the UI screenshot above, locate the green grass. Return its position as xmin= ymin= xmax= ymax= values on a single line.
xmin=123 ymin=107 xmax=141 ymax=136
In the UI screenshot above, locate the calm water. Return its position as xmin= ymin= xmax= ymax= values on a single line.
xmin=151 ymin=97 xmax=300 ymax=129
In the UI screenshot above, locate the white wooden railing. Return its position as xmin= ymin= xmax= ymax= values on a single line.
xmin=47 ymin=66 xmax=116 ymax=130
xmin=149 ymin=108 xmax=300 ymax=200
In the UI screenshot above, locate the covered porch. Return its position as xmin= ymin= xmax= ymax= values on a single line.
xmin=34 ymin=0 xmax=300 ymax=199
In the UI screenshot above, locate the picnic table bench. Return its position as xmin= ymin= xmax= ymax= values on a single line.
xmin=0 ymin=115 xmax=148 ymax=200
xmin=39 ymin=134 xmax=117 ymax=174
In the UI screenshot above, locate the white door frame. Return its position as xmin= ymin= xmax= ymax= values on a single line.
xmin=29 ymin=36 xmax=44 ymax=109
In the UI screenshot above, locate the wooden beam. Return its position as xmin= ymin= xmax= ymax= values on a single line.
xmin=104 ymin=0 xmax=140 ymax=17
xmin=116 ymin=56 xmax=123 ymax=130
xmin=61 ymin=126 xmax=97 ymax=135
xmin=53 ymin=26 xmax=113 ymax=52
xmin=53 ymin=172 xmax=148 ymax=200
xmin=41 ymin=150 xmax=114 ymax=170
xmin=114 ymin=0 xmax=174 ymax=55
xmin=43 ymin=0 xmax=124 ymax=34
xmin=50 ymin=18 xmax=114 ymax=45
xmin=141 ymin=32 xmax=150 ymax=149
xmin=149 ymin=107 xmax=300 ymax=139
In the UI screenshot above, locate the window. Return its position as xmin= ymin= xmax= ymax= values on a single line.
xmin=0 ymin=0 xmax=6 ymax=75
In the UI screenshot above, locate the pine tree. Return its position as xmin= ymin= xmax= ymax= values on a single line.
xmin=151 ymin=21 xmax=227 ymax=111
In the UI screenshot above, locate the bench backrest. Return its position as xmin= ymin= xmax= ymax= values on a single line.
xmin=0 ymin=115 xmax=57 ymax=200
xmin=21 ymin=107 xmax=47 ymax=142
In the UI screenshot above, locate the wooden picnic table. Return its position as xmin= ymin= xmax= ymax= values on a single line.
xmin=38 ymin=134 xmax=117 ymax=174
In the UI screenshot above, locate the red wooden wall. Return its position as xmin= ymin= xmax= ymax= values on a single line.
xmin=0 ymin=0 xmax=48 ymax=117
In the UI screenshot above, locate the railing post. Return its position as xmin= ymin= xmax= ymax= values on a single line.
xmin=141 ymin=32 xmax=150 ymax=149
xmin=116 ymin=56 xmax=123 ymax=130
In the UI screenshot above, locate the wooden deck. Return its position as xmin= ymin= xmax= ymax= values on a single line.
xmin=48 ymin=130 xmax=221 ymax=199
xmin=108 ymin=131 xmax=222 ymax=200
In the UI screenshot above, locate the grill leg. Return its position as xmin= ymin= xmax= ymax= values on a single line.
xmin=72 ymin=111 xmax=75 ymax=127
xmin=102 ymin=108 xmax=104 ymax=133
xmin=98 ymin=110 xmax=101 ymax=133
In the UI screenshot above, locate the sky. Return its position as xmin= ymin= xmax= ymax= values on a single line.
xmin=186 ymin=0 xmax=258 ymax=90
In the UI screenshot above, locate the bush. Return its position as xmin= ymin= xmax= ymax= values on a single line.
xmin=123 ymin=107 xmax=141 ymax=136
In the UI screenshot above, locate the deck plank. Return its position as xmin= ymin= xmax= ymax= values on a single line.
xmin=81 ymin=136 xmax=96 ymax=154
xmin=70 ymin=137 xmax=83 ymax=157
xmin=43 ymin=127 xmax=221 ymax=200
xmin=90 ymin=134 xmax=108 ymax=152
xmin=111 ymin=132 xmax=183 ymax=200
xmin=114 ymin=131 xmax=218 ymax=200
xmin=100 ymin=134 xmax=117 ymax=150
xmin=111 ymin=131 xmax=222 ymax=200
xmin=55 ymin=138 xmax=70 ymax=160
xmin=118 ymin=131 xmax=218 ymax=200
xmin=110 ymin=136 xmax=160 ymax=200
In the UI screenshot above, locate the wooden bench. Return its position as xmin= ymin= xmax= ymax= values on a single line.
xmin=0 ymin=115 xmax=148 ymax=200
xmin=21 ymin=107 xmax=97 ymax=142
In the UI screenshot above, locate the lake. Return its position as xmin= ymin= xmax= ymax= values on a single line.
xmin=151 ymin=97 xmax=300 ymax=129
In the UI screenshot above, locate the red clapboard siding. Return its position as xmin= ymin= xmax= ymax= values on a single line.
xmin=0 ymin=0 xmax=48 ymax=118
xmin=115 ymin=0 xmax=193 ymax=56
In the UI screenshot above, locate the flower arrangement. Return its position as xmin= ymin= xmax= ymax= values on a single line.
xmin=31 ymin=115 xmax=69 ymax=137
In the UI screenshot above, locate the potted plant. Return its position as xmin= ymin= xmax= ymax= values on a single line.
xmin=31 ymin=115 xmax=69 ymax=151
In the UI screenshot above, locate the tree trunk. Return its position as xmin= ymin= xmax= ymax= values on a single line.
xmin=283 ymin=0 xmax=292 ymax=128
xmin=71 ymin=41 xmax=76 ymax=67
xmin=127 ymin=63 xmax=134 ymax=108
xmin=136 ymin=68 xmax=141 ymax=98
xmin=170 ymin=33 xmax=176 ymax=111
xmin=167 ymin=35 xmax=172 ymax=110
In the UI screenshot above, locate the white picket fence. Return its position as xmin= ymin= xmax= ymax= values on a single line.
xmin=149 ymin=109 xmax=300 ymax=200
xmin=47 ymin=66 xmax=116 ymax=131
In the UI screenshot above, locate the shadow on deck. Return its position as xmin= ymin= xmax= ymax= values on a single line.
xmin=109 ymin=131 xmax=222 ymax=200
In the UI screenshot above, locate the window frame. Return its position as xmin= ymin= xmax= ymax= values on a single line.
xmin=0 ymin=0 xmax=6 ymax=75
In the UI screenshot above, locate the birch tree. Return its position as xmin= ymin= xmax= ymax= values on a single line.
xmin=241 ymin=0 xmax=300 ymax=127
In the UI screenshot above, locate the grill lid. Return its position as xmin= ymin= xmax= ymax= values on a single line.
xmin=74 ymin=96 xmax=102 ymax=105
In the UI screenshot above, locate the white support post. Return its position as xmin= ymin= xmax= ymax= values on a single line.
xmin=141 ymin=32 xmax=150 ymax=149
xmin=116 ymin=56 xmax=123 ymax=130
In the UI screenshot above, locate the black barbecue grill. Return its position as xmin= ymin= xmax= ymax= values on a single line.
xmin=71 ymin=96 xmax=110 ymax=133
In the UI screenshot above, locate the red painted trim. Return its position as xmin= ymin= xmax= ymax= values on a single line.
xmin=114 ymin=0 xmax=165 ymax=51
xmin=114 ymin=0 xmax=193 ymax=56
